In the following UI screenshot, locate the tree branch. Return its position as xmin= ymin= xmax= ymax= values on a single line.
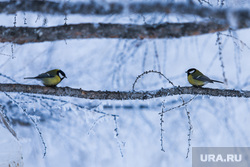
xmin=0 ymin=84 xmax=249 ymax=100
xmin=1 ymin=1 xmax=250 ymax=22
xmin=0 ymin=21 xmax=239 ymax=44
xmin=1 ymin=1 xmax=249 ymax=44
xmin=0 ymin=1 xmax=123 ymax=15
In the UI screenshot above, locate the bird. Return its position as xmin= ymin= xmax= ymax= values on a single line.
xmin=24 ymin=69 xmax=67 ymax=87
xmin=186 ymin=68 xmax=223 ymax=87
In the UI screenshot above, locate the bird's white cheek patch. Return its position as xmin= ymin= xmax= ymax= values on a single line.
xmin=58 ymin=73 xmax=64 ymax=78
xmin=189 ymin=70 xmax=195 ymax=74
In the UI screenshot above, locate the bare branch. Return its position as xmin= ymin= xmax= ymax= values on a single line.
xmin=1 ymin=1 xmax=250 ymax=23
xmin=0 ymin=1 xmax=123 ymax=15
xmin=0 ymin=84 xmax=249 ymax=99
xmin=0 ymin=21 xmax=235 ymax=44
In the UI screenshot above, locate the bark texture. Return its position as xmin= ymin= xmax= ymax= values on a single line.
xmin=0 ymin=84 xmax=249 ymax=100
xmin=1 ymin=1 xmax=250 ymax=22
xmin=0 ymin=21 xmax=234 ymax=44
xmin=1 ymin=1 xmax=249 ymax=44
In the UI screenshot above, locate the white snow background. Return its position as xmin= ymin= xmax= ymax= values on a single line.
xmin=0 ymin=0 xmax=250 ymax=166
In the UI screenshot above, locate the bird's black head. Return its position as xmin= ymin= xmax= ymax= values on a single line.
xmin=57 ymin=70 xmax=67 ymax=80
xmin=186 ymin=68 xmax=197 ymax=75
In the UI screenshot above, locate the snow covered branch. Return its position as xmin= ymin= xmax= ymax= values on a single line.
xmin=0 ymin=0 xmax=123 ymax=15
xmin=1 ymin=1 xmax=250 ymax=44
xmin=0 ymin=21 xmax=237 ymax=44
xmin=0 ymin=83 xmax=249 ymax=99
xmin=1 ymin=1 xmax=250 ymax=22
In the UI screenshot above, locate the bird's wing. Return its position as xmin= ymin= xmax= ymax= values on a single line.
xmin=193 ymin=75 xmax=212 ymax=83
xmin=36 ymin=72 xmax=54 ymax=78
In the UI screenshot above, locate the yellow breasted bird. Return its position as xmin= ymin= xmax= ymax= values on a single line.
xmin=24 ymin=69 xmax=66 ymax=87
xmin=186 ymin=68 xmax=223 ymax=87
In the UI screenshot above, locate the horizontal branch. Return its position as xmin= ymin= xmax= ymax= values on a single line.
xmin=1 ymin=1 xmax=250 ymax=22
xmin=0 ymin=21 xmax=240 ymax=44
xmin=1 ymin=2 xmax=250 ymax=44
xmin=0 ymin=84 xmax=249 ymax=100
xmin=0 ymin=1 xmax=123 ymax=15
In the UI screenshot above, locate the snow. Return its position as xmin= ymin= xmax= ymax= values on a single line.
xmin=0 ymin=0 xmax=250 ymax=167
xmin=0 ymin=125 xmax=23 ymax=167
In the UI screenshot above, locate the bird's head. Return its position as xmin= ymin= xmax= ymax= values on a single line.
xmin=57 ymin=70 xmax=67 ymax=80
xmin=186 ymin=68 xmax=197 ymax=75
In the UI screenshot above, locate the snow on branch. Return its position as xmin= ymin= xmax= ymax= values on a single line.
xmin=0 ymin=83 xmax=249 ymax=99
xmin=0 ymin=21 xmax=237 ymax=44
xmin=1 ymin=1 xmax=250 ymax=22
xmin=0 ymin=0 xmax=123 ymax=15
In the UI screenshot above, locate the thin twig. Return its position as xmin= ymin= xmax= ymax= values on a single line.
xmin=160 ymin=101 xmax=165 ymax=152
xmin=217 ymin=32 xmax=228 ymax=85
xmin=185 ymin=106 xmax=193 ymax=158
xmin=132 ymin=70 xmax=194 ymax=157
xmin=113 ymin=115 xmax=124 ymax=157
xmin=162 ymin=95 xmax=197 ymax=113
xmin=132 ymin=70 xmax=175 ymax=91
xmin=221 ymin=33 xmax=250 ymax=50
xmin=4 ymin=92 xmax=47 ymax=157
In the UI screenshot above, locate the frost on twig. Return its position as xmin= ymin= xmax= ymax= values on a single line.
xmin=133 ymin=70 xmax=194 ymax=157
xmin=160 ymin=101 xmax=165 ymax=152
xmin=185 ymin=106 xmax=193 ymax=158
xmin=113 ymin=116 xmax=125 ymax=157
xmin=132 ymin=70 xmax=175 ymax=91
xmin=216 ymin=32 xmax=228 ymax=85
xmin=4 ymin=92 xmax=47 ymax=157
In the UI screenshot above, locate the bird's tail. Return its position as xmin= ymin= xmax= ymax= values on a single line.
xmin=211 ymin=80 xmax=224 ymax=84
xmin=24 ymin=77 xmax=37 ymax=79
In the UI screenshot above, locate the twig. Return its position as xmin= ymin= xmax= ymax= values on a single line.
xmin=185 ymin=106 xmax=193 ymax=158
xmin=162 ymin=96 xmax=197 ymax=113
xmin=0 ymin=73 xmax=18 ymax=83
xmin=4 ymin=92 xmax=47 ymax=157
xmin=132 ymin=70 xmax=175 ymax=91
xmin=133 ymin=70 xmax=194 ymax=157
xmin=217 ymin=32 xmax=228 ymax=85
xmin=220 ymin=33 xmax=250 ymax=50
xmin=113 ymin=115 xmax=124 ymax=157
xmin=87 ymin=115 xmax=107 ymax=135
xmin=160 ymin=101 xmax=165 ymax=152
xmin=198 ymin=0 xmax=213 ymax=6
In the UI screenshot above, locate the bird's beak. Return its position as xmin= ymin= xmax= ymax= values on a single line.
xmin=185 ymin=71 xmax=188 ymax=73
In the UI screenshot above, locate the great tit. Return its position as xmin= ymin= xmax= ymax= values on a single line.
xmin=24 ymin=69 xmax=66 ymax=87
xmin=186 ymin=68 xmax=223 ymax=87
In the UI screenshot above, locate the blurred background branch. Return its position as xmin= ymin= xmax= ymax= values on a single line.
xmin=0 ymin=21 xmax=241 ymax=44
xmin=0 ymin=83 xmax=249 ymax=99
xmin=0 ymin=1 xmax=249 ymax=44
xmin=0 ymin=1 xmax=250 ymax=20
